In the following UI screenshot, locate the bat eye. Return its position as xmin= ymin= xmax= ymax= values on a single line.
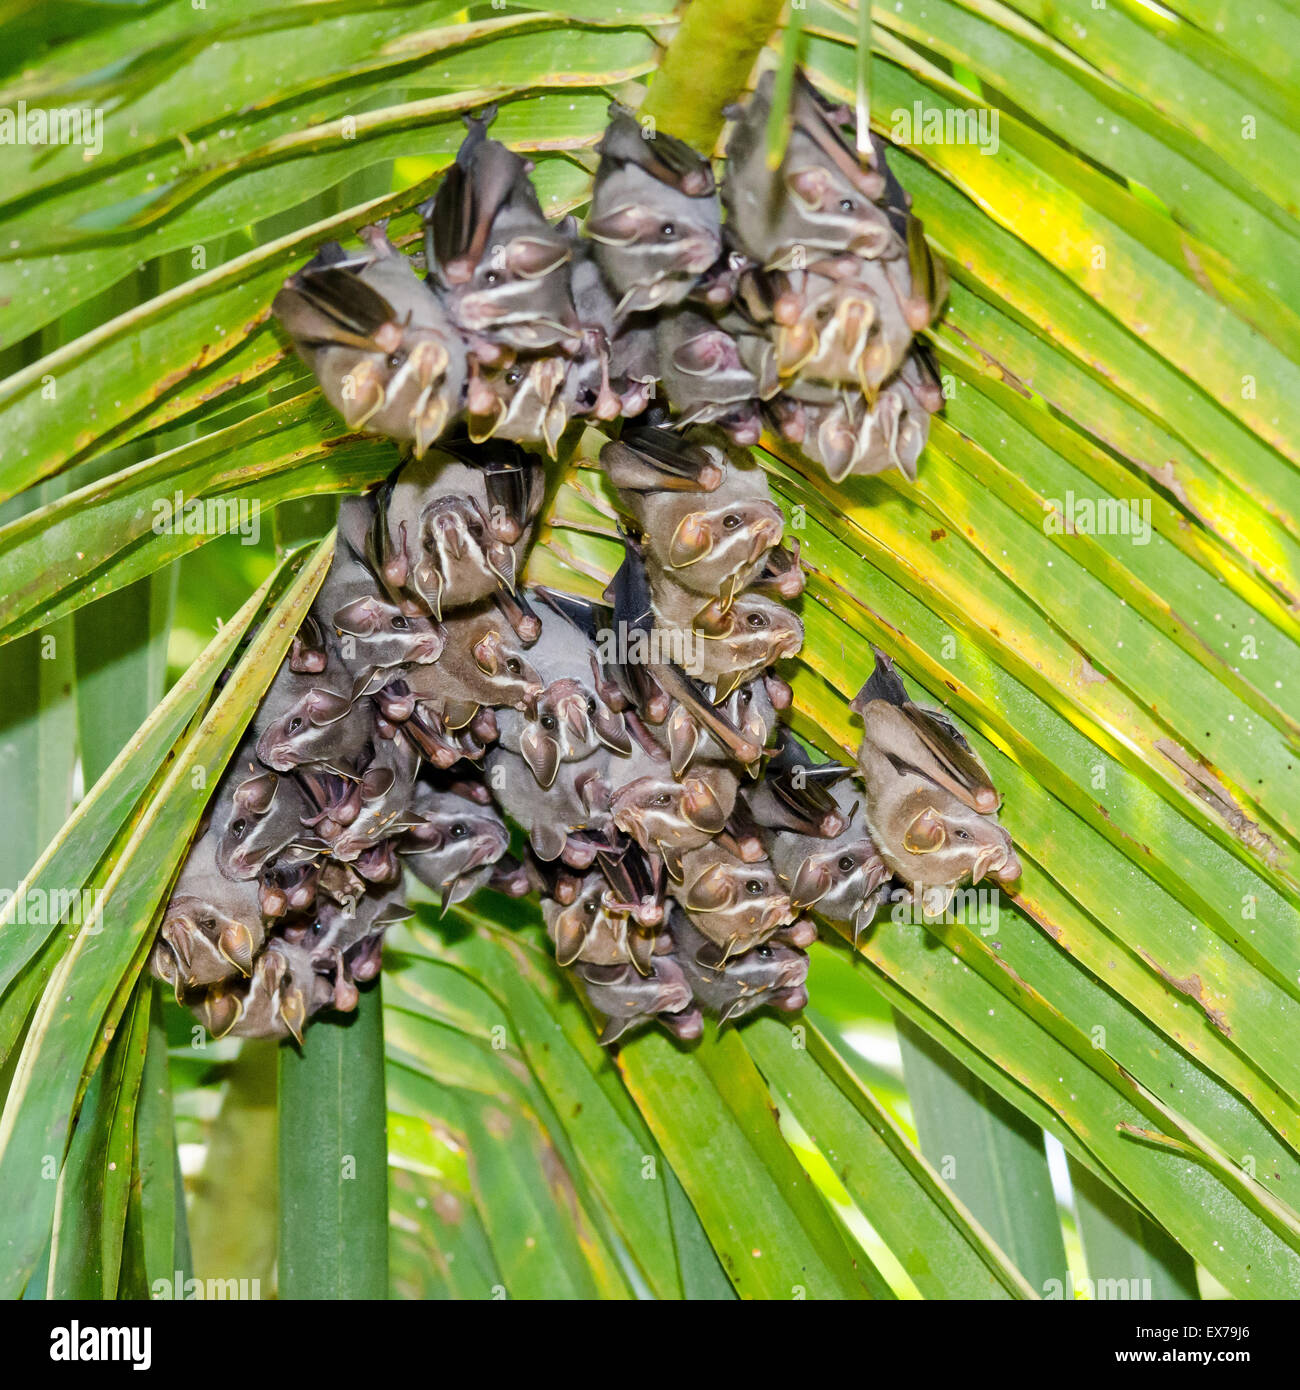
xmin=540 ymin=714 xmax=556 ymax=730
xmin=756 ymin=945 xmax=773 ymax=958
xmin=745 ymin=612 xmax=769 ymax=629
xmin=449 ymin=823 xmax=468 ymax=838
xmin=288 ymin=717 xmax=304 ymax=733
xmin=652 ymin=793 xmax=672 ymax=806
xmin=586 ymin=697 xmax=597 ymax=715
xmin=230 ymin=818 xmax=248 ymax=842
xmin=744 ymin=879 xmax=765 ymax=895
xmin=484 ymin=270 xmax=500 ymax=285
xmin=839 ymin=198 xmax=855 ymax=213
xmin=954 ymin=827 xmax=972 ymax=840
xmin=722 ymin=513 xmax=742 ymax=530
xmin=584 ymin=899 xmax=599 ymax=915
xmin=505 ymin=369 xmax=521 ymax=385
xmin=660 ymin=222 xmax=677 ymax=238
xmin=391 ymin=615 xmax=410 ymax=630
xmin=387 ymin=350 xmax=407 ymax=369
xmin=838 ymin=854 xmax=855 ymax=872
xmin=507 ymin=658 xmax=523 ymax=675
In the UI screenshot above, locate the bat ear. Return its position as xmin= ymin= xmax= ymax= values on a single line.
xmin=520 ymin=726 xmax=561 ymax=789
xmin=585 ymin=204 xmax=645 ymax=246
xmin=685 ymin=864 xmax=734 ymax=912
xmin=236 ymin=772 xmax=279 ymax=816
xmin=472 ymin=634 xmax=500 ymax=676
xmin=682 ymin=778 xmax=728 ymax=834
xmin=789 ymin=858 xmax=831 ymax=913
xmin=551 ymin=912 xmax=586 ymax=967
xmin=308 ymin=689 xmax=353 ymax=726
xmin=671 ymin=332 xmax=724 ymax=376
xmin=333 ymin=596 xmax=383 ymax=636
xmin=785 ymin=165 xmax=833 ymax=211
xmin=903 ymin=806 xmax=947 ymax=854
xmin=691 ymin=600 xmax=732 ymax=638
xmin=667 ymin=707 xmax=701 ymax=778
xmin=360 ymin=766 xmax=396 ymax=800
xmin=592 ymin=704 xmax=632 ymax=754
xmin=506 ymin=235 xmax=569 ymax=279
xmin=668 ymin=512 xmax=711 ymax=568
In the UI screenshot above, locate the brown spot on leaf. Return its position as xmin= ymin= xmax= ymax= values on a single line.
xmin=1139 ymin=950 xmax=1232 ymax=1036
xmin=1155 ymin=739 xmax=1278 ymax=863
xmin=930 ymin=528 xmax=947 ymax=542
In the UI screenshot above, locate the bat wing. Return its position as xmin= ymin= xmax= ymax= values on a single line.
xmin=850 ymin=645 xmax=908 ymax=716
xmin=898 ymin=703 xmax=999 ymax=813
xmin=601 ymin=427 xmax=723 ymax=493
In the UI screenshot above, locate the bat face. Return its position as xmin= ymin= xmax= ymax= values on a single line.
xmin=466 ymin=354 xmax=570 ymax=455
xmin=214 ymin=767 xmax=315 ymax=881
xmin=374 ymin=457 xmax=528 ymax=618
xmin=422 ymin=610 xmax=545 ymax=713
xmin=689 ymin=593 xmax=804 ymax=695
xmin=272 ymin=227 xmax=466 ymax=456
xmin=153 ymin=857 xmax=266 ymax=990
xmin=588 ymin=168 xmax=722 ymax=314
xmin=670 ymin=909 xmax=808 ymax=1022
xmin=853 ymin=651 xmax=1019 ymax=904
xmin=544 ymin=871 xmax=666 ymax=972
xmin=318 ymin=507 xmax=447 ymax=670
xmin=588 ymin=105 xmax=721 ymax=314
xmin=328 ymin=737 xmax=421 ymax=863
xmin=678 ymin=845 xmax=794 ymax=956
xmin=574 ymin=955 xmax=694 ymax=1045
xmin=780 ymin=835 xmax=889 ymax=924
xmin=328 ymin=593 xmax=446 ymax=672
xmin=426 ymin=114 xmax=579 ymax=353
xmin=655 ymin=497 xmax=785 ymax=600
xmin=500 ymin=677 xmax=630 ymax=789
xmin=254 ymin=666 xmax=369 ymax=773
xmin=656 ymin=310 xmax=763 ymax=437
xmin=610 ymin=761 xmax=738 ymax=874
xmin=400 ymin=782 xmax=511 ymax=899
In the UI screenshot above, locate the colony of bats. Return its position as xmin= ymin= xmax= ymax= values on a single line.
xmin=149 ymin=74 xmax=1018 ymax=1045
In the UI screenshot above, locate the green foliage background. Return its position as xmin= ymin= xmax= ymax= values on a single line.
xmin=0 ymin=0 xmax=1297 ymax=1300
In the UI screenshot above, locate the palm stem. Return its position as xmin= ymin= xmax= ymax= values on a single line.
xmin=640 ymin=0 xmax=786 ymax=150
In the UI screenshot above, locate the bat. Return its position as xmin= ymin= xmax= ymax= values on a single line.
xmin=542 ymin=869 xmax=670 ymax=974
xmin=150 ymin=844 xmax=267 ymax=993
xmin=570 ymin=955 xmax=698 ymax=1046
xmin=272 ymin=224 xmax=466 ymax=455
xmin=761 ymin=779 xmax=889 ymax=941
xmin=423 ymin=108 xmax=580 ymax=354
xmin=324 ymin=732 xmax=423 ymax=865
xmin=603 ymin=430 xmax=784 ymax=605
xmin=493 ymin=602 xmax=631 ymax=788
xmin=654 ymin=307 xmax=764 ymax=444
xmin=314 ymin=496 xmax=446 ymax=684
xmin=210 ymin=748 xmax=319 ymax=882
xmin=587 ymin=104 xmax=722 ymax=315
xmin=484 ymin=741 xmax=614 ymax=868
xmin=253 ymin=658 xmax=375 ymax=775
xmin=660 ymin=584 xmax=804 ymax=700
xmin=608 ymin=741 xmax=739 ymax=880
xmin=722 ymin=70 xmax=898 ymax=270
xmin=399 ymin=779 xmax=513 ymax=910
xmin=852 ymin=648 xmax=1020 ymax=914
xmin=370 ymin=451 xmax=542 ymax=619
xmin=668 ymin=906 xmax=809 ymax=1024
xmin=675 ymin=841 xmax=796 ymax=961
